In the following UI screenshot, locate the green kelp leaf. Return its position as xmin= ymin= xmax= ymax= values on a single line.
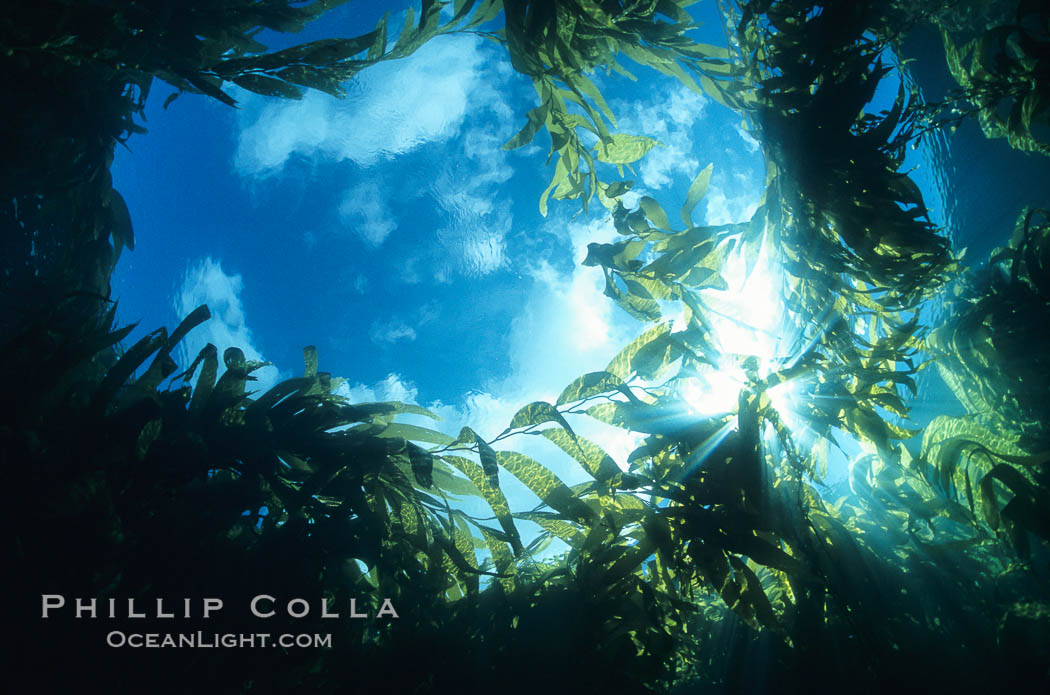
xmin=922 ymin=416 xmax=1029 ymax=471
xmin=460 ymin=0 xmax=504 ymax=29
xmin=277 ymin=450 xmax=313 ymax=473
xmin=108 ymin=188 xmax=134 ymax=254
xmin=504 ymin=97 xmax=552 ymax=150
xmin=452 ymin=510 xmax=488 ymax=551
xmin=91 ymin=327 xmax=166 ymax=411
xmin=542 ymin=429 xmax=622 ymax=483
xmin=214 ymin=347 xmax=271 ymax=400
xmin=681 ymin=163 xmax=713 ymax=227
xmin=559 ymin=85 xmax=613 ymax=143
xmin=606 ymin=322 xmax=672 ymax=379
xmin=498 ymin=451 xmax=594 ymax=523
xmin=133 ymin=351 xmax=178 ymax=395
xmin=189 ymin=344 xmax=219 ymax=415
xmin=133 ymin=304 xmax=212 ymax=394
xmin=302 ymin=345 xmax=319 ymax=378
xmin=644 ymin=237 xmax=719 ymax=280
xmin=571 ymin=71 xmax=616 ymax=127
xmin=516 ymin=511 xmax=584 ymax=544
xmin=431 ymin=466 xmax=484 ymax=498
xmin=681 ymin=265 xmax=727 ymax=289
xmin=639 ymin=196 xmax=672 ymax=232
xmin=185 ymin=73 xmax=237 ymax=107
xmin=728 ymin=533 xmax=807 ymax=576
xmin=443 ymin=454 xmax=522 ymax=555
xmin=604 ymin=180 xmax=634 ymax=199
xmin=622 ymin=326 xmax=681 ymax=379
xmin=676 ymin=41 xmax=732 ymax=61
xmin=416 ymin=0 xmax=444 ymax=37
xmin=217 ymin=32 xmax=377 ymax=74
xmin=451 ymin=511 xmax=481 ymax=564
xmin=582 ymin=239 xmax=646 ymax=271
xmin=698 ymin=74 xmax=736 ymax=108
xmin=587 ymin=401 xmax=669 ymax=434
xmin=508 ymin=401 xmax=574 ymax=435
xmin=983 ymin=466 xmax=1050 ymax=545
xmin=166 ymin=305 xmax=211 ymax=357
xmin=595 ymin=134 xmax=659 ymax=164
xmin=378 ymin=423 xmax=455 ymax=446
xmin=366 ymin=401 xmax=441 ymax=420
xmin=602 ymin=543 xmax=655 ymax=584
xmin=727 ymin=555 xmax=780 ymax=631
xmin=557 ymin=370 xmax=629 ymax=405
xmin=174 ymin=340 xmax=207 ymax=384
xmin=642 ymin=513 xmax=675 ymax=558
xmin=653 ymin=223 xmax=719 ymax=254
xmin=626 ymin=274 xmax=677 ymax=302
xmin=224 ymin=346 xmax=246 ymax=371
xmin=478 ymin=437 xmax=500 ymax=484
xmin=979 ymin=472 xmax=1001 ymax=531
xmin=605 ymin=276 xmax=663 ymax=322
xmin=539 ymin=155 xmax=574 ymax=216
xmin=477 ymin=525 xmax=516 ymax=587
xmin=407 ymin=442 xmax=434 ymax=489
xmin=450 ymin=0 xmax=477 ymax=24
xmin=252 ymin=378 xmax=316 ymax=412
xmin=134 ymin=417 xmax=162 ymax=461
xmin=931 ymin=356 xmax=996 ymax=424
xmin=271 ymin=65 xmax=344 ymax=97
xmin=232 ymin=73 xmax=304 ymax=99
xmin=367 ymin=12 xmax=389 ymax=60
xmin=458 ymin=426 xmax=499 ymax=482
xmin=392 ymin=6 xmax=418 ymax=53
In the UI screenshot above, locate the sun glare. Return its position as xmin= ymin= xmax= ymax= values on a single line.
xmin=677 ymin=244 xmax=802 ymax=418
xmin=680 ymin=362 xmax=747 ymax=415
xmin=706 ymin=246 xmax=783 ymax=367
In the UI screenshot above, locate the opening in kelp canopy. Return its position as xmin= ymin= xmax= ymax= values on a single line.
xmin=5 ymin=1 xmax=1050 ymax=693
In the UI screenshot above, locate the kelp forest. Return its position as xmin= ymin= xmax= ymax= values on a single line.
xmin=5 ymin=1 xmax=1050 ymax=693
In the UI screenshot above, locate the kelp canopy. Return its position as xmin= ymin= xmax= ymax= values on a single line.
xmin=5 ymin=1 xmax=1050 ymax=693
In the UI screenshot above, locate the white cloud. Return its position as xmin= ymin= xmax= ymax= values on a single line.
xmin=616 ymin=84 xmax=708 ymax=190
xmin=704 ymin=178 xmax=760 ymax=225
xmin=504 ymin=221 xmax=630 ymax=396
xmin=234 ymin=34 xmax=489 ymax=176
xmin=417 ymin=300 xmax=440 ymax=326
xmin=736 ymin=123 xmax=760 ymax=153
xmin=399 ymin=257 xmax=422 ymax=284
xmin=235 ymin=31 xmax=522 ymax=276
xmin=173 ymin=257 xmax=280 ymax=394
xmin=339 ymin=180 xmax=396 ymax=245
xmin=369 ymin=318 xmax=417 ymax=345
xmin=338 ymin=373 xmax=420 ymax=405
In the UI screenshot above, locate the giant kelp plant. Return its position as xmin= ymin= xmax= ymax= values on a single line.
xmin=5 ymin=1 xmax=1050 ymax=694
